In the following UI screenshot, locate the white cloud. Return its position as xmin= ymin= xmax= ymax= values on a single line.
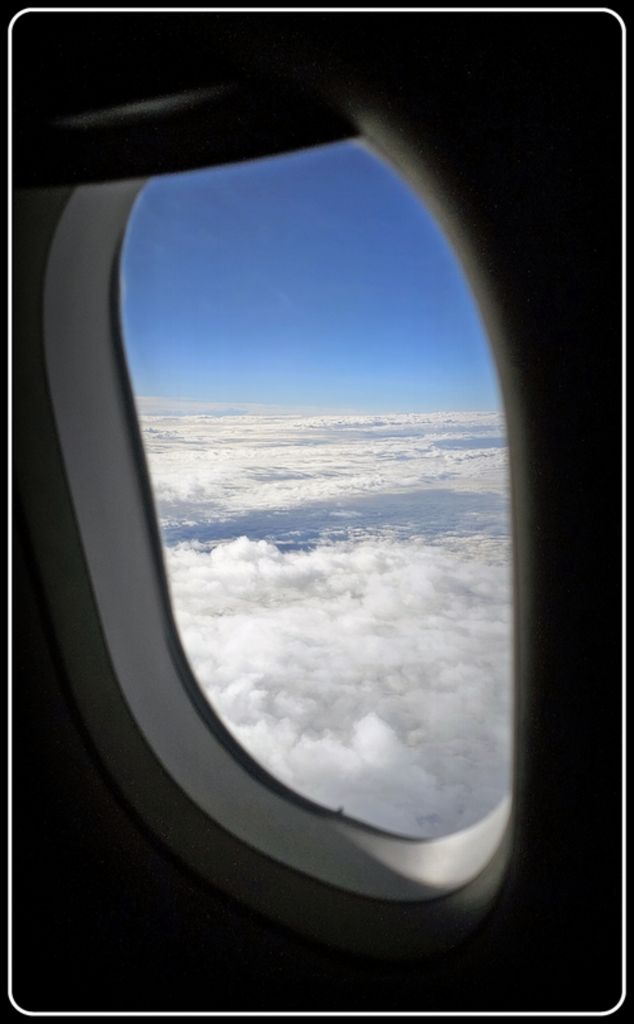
xmin=139 ymin=410 xmax=510 ymax=539
xmin=166 ymin=533 xmax=512 ymax=838
xmin=141 ymin=411 xmax=513 ymax=839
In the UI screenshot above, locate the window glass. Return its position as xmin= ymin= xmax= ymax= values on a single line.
xmin=120 ymin=140 xmax=512 ymax=838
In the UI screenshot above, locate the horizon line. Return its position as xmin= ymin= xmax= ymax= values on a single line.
xmin=135 ymin=394 xmax=503 ymax=417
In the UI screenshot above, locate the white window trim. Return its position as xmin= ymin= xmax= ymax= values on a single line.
xmin=41 ymin=176 xmax=512 ymax=946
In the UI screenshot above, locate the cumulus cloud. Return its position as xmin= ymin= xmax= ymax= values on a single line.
xmin=140 ymin=410 xmax=513 ymax=838
xmin=167 ymin=534 xmax=511 ymax=838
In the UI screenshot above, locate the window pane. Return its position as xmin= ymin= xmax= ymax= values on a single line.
xmin=120 ymin=140 xmax=512 ymax=839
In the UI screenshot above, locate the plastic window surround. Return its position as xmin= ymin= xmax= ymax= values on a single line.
xmin=42 ymin=168 xmax=512 ymax=955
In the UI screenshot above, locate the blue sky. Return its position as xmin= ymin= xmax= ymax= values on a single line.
xmin=121 ymin=139 xmax=501 ymax=413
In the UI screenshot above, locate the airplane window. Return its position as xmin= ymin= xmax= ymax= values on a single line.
xmin=119 ymin=139 xmax=512 ymax=839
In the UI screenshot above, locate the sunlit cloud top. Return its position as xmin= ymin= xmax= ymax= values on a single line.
xmin=141 ymin=412 xmax=513 ymax=838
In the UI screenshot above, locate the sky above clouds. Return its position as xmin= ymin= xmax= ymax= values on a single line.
xmin=121 ymin=143 xmax=512 ymax=839
xmin=121 ymin=140 xmax=501 ymax=413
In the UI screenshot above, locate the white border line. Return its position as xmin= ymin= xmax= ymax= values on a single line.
xmin=5 ymin=7 xmax=631 ymax=26
xmin=8 ymin=6 xmax=626 ymax=1015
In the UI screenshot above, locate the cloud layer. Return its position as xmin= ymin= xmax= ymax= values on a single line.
xmin=139 ymin=409 xmax=513 ymax=838
xmin=139 ymin=410 xmax=509 ymax=542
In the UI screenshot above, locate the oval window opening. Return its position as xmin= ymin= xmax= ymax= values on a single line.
xmin=120 ymin=139 xmax=512 ymax=840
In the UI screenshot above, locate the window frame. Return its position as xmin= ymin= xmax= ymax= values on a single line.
xmin=11 ymin=10 xmax=623 ymax=1006
xmin=31 ymin=163 xmax=512 ymax=957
